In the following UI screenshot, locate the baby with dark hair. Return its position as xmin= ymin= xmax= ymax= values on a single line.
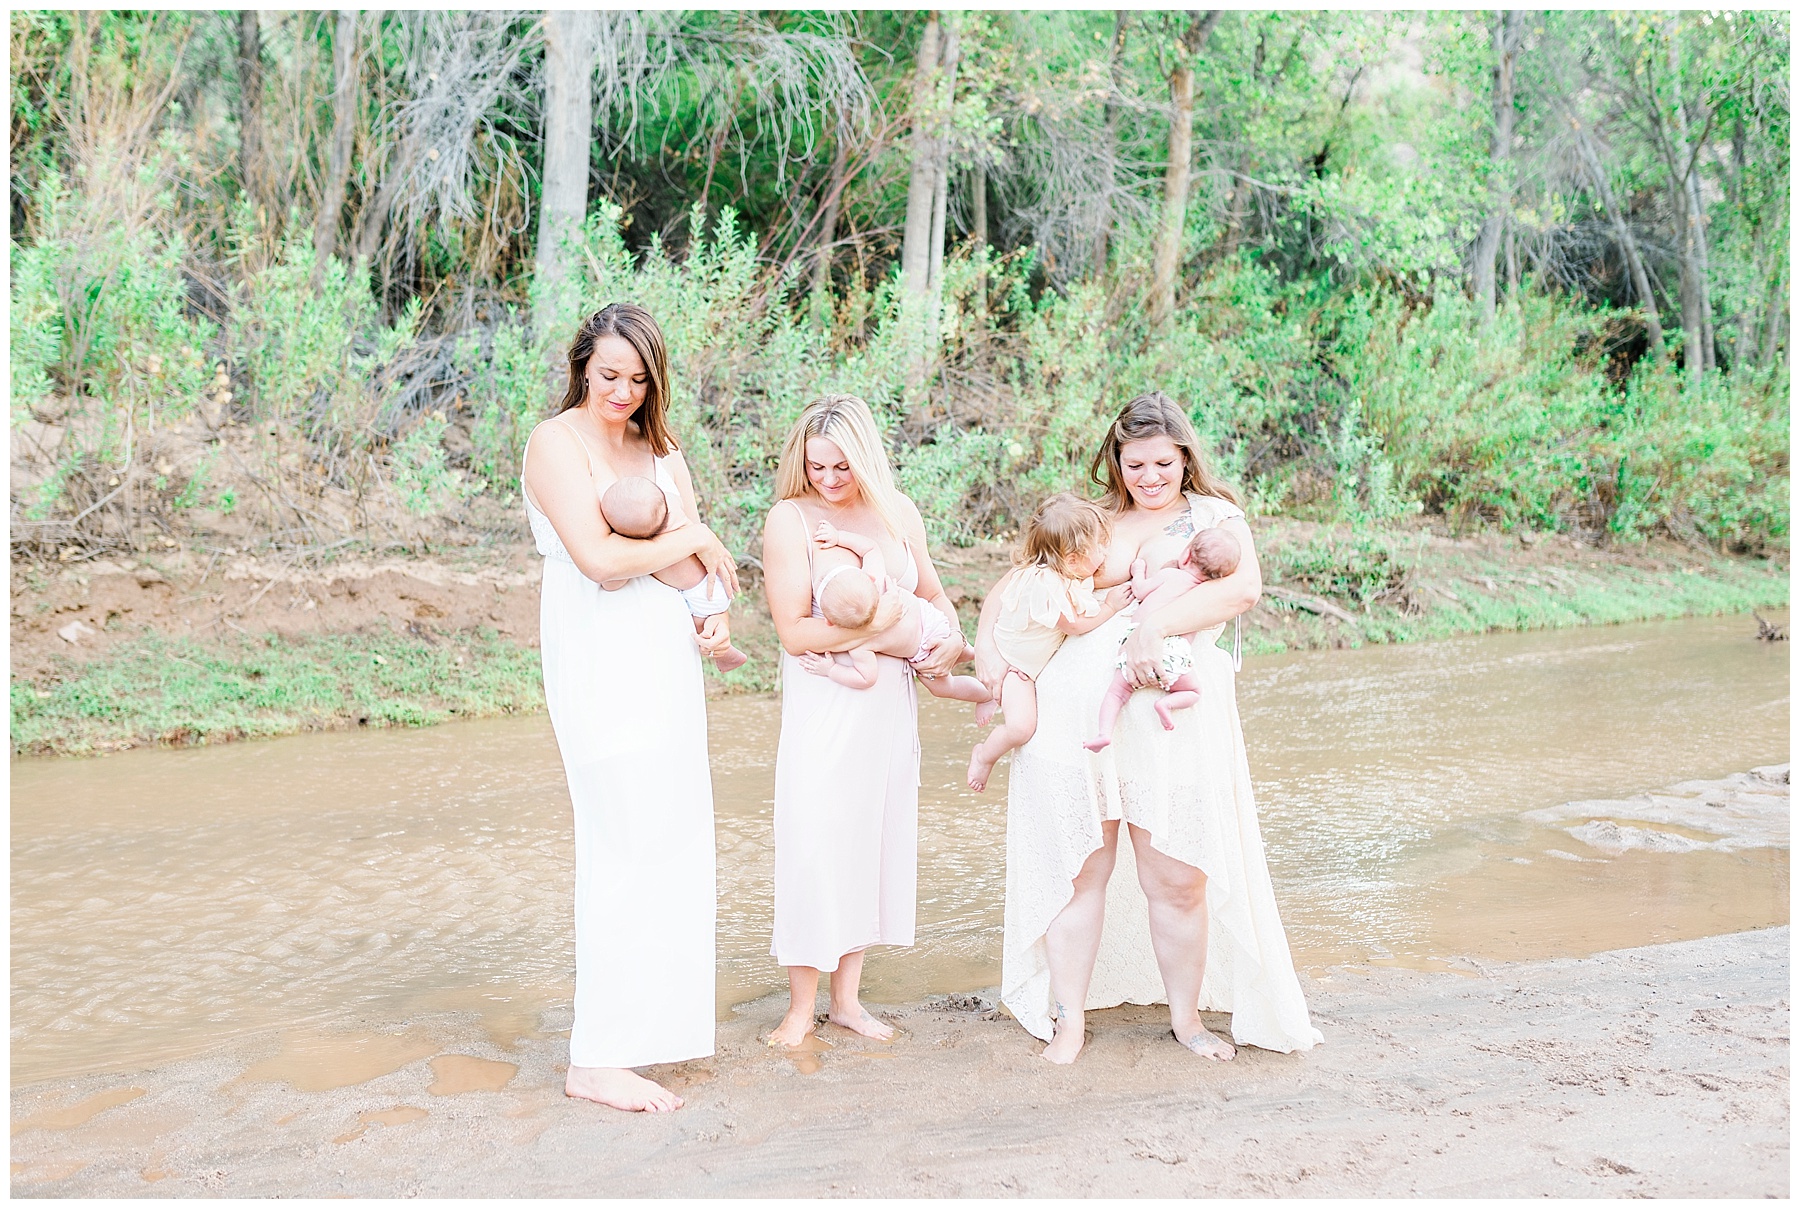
xmin=1084 ymin=525 xmax=1241 ymax=752
xmin=600 ymin=475 xmax=748 ymax=672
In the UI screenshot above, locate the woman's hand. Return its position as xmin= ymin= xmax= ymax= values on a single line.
xmin=1119 ymin=613 xmax=1167 ymax=689
xmin=695 ymin=611 xmax=732 ymax=658
xmin=693 ymin=524 xmax=741 ymax=598
xmin=912 ymin=628 xmax=967 ymax=680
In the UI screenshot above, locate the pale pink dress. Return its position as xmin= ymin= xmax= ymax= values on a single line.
xmin=770 ymin=499 xmax=920 ymax=970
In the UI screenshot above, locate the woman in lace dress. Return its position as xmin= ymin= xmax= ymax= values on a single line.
xmin=761 ymin=395 xmax=969 ymax=1048
xmin=521 ymin=304 xmax=739 ymax=1112
xmin=976 ymin=391 xmax=1322 ymax=1064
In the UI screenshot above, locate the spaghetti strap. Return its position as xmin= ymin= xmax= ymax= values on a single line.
xmin=779 ymin=497 xmax=814 ymax=575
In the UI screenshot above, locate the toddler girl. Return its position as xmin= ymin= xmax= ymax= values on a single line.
xmin=1084 ymin=525 xmax=1240 ymax=751
xmin=599 ymin=475 xmax=748 ymax=671
xmin=800 ymin=521 xmax=990 ymax=705
xmin=967 ymin=493 xmax=1132 ymax=792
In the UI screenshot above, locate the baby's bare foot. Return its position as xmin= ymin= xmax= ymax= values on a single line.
xmin=1082 ymin=735 xmax=1112 ymax=752
xmin=827 ymin=1004 xmax=895 ymax=1041
xmin=565 ymin=1066 xmax=683 ymax=1112
xmin=967 ymin=748 xmax=999 ymax=792
xmin=1173 ymin=1025 xmax=1235 ymax=1061
xmin=974 ymin=699 xmax=998 ymax=727
xmin=713 ymin=645 xmax=748 ymax=672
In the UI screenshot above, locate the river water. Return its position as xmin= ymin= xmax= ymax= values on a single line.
xmin=11 ymin=613 xmax=1788 ymax=1087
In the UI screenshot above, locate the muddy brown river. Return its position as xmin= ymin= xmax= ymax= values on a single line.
xmin=12 ymin=614 xmax=1788 ymax=1088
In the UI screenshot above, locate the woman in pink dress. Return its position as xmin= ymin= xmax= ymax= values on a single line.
xmin=760 ymin=394 xmax=969 ymax=1047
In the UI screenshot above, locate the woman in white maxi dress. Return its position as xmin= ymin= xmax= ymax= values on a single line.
xmin=978 ymin=391 xmax=1321 ymax=1064
xmin=521 ymin=304 xmax=739 ymax=1113
xmin=760 ymin=394 xmax=969 ymax=1048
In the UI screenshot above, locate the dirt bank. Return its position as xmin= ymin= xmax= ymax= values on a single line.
xmin=10 ymin=927 xmax=1787 ymax=1198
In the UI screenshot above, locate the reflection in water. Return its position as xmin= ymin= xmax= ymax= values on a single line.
xmin=11 ymin=613 xmax=1788 ymax=1087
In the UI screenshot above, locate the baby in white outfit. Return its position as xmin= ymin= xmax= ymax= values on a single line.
xmin=599 ymin=475 xmax=748 ymax=672
xmin=803 ymin=520 xmax=989 ymax=705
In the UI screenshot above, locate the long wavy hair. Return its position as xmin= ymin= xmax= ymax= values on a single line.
xmin=772 ymin=394 xmax=908 ymax=538
xmin=1089 ymin=390 xmax=1241 ymax=512
xmin=555 ymin=303 xmax=675 ymax=456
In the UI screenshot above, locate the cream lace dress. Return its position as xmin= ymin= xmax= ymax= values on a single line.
xmin=1001 ymin=493 xmax=1322 ymax=1053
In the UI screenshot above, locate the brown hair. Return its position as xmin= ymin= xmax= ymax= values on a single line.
xmin=1188 ymin=527 xmax=1242 ymax=581
xmin=556 ymin=303 xmax=675 ymax=457
xmin=1089 ymin=391 xmax=1241 ymax=513
xmin=1017 ymin=492 xmax=1110 ymax=577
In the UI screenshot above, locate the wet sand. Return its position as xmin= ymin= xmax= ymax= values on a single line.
xmin=10 ymin=926 xmax=1787 ymax=1198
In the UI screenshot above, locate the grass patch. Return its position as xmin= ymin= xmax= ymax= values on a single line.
xmin=11 ymin=628 xmax=544 ymax=757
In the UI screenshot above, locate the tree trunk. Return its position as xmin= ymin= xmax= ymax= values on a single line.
xmin=1090 ymin=10 xmax=1129 ymax=276
xmin=236 ymin=11 xmax=262 ymax=208
xmin=811 ymin=127 xmax=849 ymax=302
xmin=1150 ymin=10 xmax=1219 ymax=327
xmin=535 ymin=9 xmax=600 ymax=333
xmin=1472 ymin=10 xmax=1524 ymax=322
xmin=1666 ymin=29 xmax=1716 ymax=375
xmin=925 ymin=14 xmax=961 ymax=345
xmin=899 ymin=13 xmax=944 ymax=315
xmin=1568 ymin=116 xmax=1663 ymax=354
xmin=311 ymin=10 xmax=361 ymax=280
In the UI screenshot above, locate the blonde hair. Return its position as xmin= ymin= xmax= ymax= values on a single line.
xmin=1089 ymin=390 xmax=1241 ymax=513
xmin=1017 ymin=493 xmax=1110 ymax=578
xmin=1188 ymin=527 xmax=1242 ymax=581
xmin=773 ymin=394 xmax=909 ymax=539
xmin=818 ymin=567 xmax=880 ymax=628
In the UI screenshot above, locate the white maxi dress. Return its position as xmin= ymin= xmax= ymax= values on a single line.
xmin=525 ymin=437 xmax=716 ymax=1069
xmin=770 ymin=500 xmax=920 ymax=971
xmin=1002 ymin=493 xmax=1321 ymax=1053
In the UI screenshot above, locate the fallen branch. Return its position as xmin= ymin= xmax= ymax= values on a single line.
xmin=1260 ymin=584 xmax=1357 ymax=625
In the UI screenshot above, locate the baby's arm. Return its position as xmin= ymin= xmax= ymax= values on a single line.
xmin=1055 ymin=582 xmax=1134 ymax=636
xmin=796 ymin=648 xmax=880 ymax=689
xmin=1133 ymin=567 xmax=1203 ymax=624
xmin=814 ymin=521 xmax=888 ymax=583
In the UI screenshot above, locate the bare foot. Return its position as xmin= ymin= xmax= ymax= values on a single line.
xmin=974 ymin=699 xmax=998 ymax=727
xmin=1172 ymin=1025 xmax=1235 ymax=1061
xmin=1153 ymin=703 xmax=1177 ymax=730
xmin=1082 ymin=735 xmax=1112 ymax=752
xmin=827 ymin=1004 xmax=896 ymax=1041
xmin=565 ymin=1066 xmax=683 ymax=1112
xmin=713 ymin=645 xmax=749 ymax=673
xmin=967 ymin=747 xmax=1001 ymax=792
xmin=1041 ymin=1021 xmax=1086 ymax=1064
xmin=767 ymin=1008 xmax=817 ymax=1049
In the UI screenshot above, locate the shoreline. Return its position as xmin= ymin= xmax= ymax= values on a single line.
xmin=10 ymin=522 xmax=1790 ymax=757
xmin=11 ymin=926 xmax=1788 ymax=1197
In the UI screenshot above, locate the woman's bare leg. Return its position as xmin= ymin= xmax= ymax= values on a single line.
xmin=826 ymin=949 xmax=895 ymax=1040
xmin=566 ymin=1066 xmax=683 ymax=1112
xmin=1128 ymin=824 xmax=1233 ymax=1060
xmin=769 ymin=966 xmax=820 ymax=1047
xmin=1041 ymin=820 xmax=1121 ymax=1064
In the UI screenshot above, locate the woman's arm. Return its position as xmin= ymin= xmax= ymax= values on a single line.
xmin=663 ymin=448 xmax=742 ymax=598
xmin=971 ymin=569 xmax=1013 ymax=697
xmin=524 ymin=424 xmax=727 ymax=588
xmin=896 ymin=495 xmax=966 ymax=678
xmin=762 ymin=500 xmax=905 ymax=655
xmin=1117 ymin=515 xmax=1261 ymax=687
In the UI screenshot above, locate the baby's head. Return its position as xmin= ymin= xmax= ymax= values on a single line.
xmin=818 ymin=566 xmax=881 ymax=629
xmin=1185 ymin=527 xmax=1241 ymax=582
xmin=599 ymin=476 xmax=668 ymax=539
xmin=1018 ymin=492 xmax=1111 ymax=580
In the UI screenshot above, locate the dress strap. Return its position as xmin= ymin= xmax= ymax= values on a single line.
xmin=1232 ymin=614 xmax=1243 ymax=672
xmin=552 ymin=414 xmax=600 ymax=479
xmin=779 ymin=497 xmax=814 ymax=574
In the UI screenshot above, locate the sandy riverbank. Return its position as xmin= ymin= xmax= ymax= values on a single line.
xmin=11 ymin=926 xmax=1787 ymax=1198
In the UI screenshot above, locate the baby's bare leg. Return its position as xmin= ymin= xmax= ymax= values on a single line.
xmin=968 ymin=674 xmax=1037 ymax=792
xmin=1084 ymin=671 xmax=1136 ymax=752
xmin=920 ymin=671 xmax=991 ymax=704
xmin=653 ymin=553 xmax=707 ymax=592
xmin=1152 ymin=672 xmax=1200 ymax=730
